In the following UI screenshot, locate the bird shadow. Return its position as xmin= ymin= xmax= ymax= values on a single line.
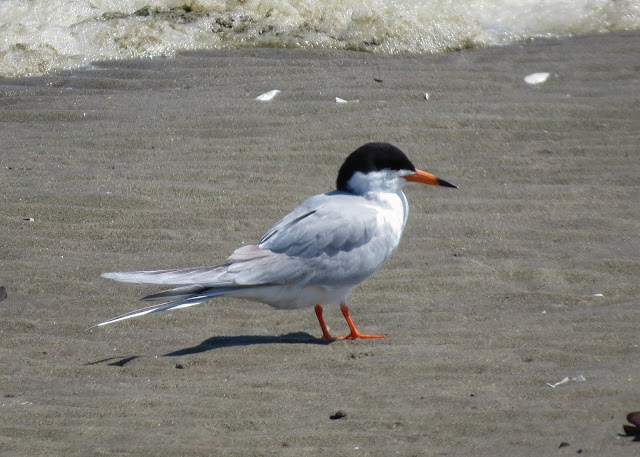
xmin=164 ymin=331 xmax=331 ymax=356
xmin=86 ymin=332 xmax=331 ymax=367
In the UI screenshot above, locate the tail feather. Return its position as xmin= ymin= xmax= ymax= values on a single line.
xmin=93 ymin=299 xmax=206 ymax=327
xmin=95 ymin=286 xmax=237 ymax=327
xmin=140 ymin=284 xmax=211 ymax=302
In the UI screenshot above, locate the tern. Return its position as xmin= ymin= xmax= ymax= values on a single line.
xmin=98 ymin=142 xmax=456 ymax=339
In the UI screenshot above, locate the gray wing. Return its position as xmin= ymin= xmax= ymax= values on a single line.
xmin=258 ymin=192 xmax=378 ymax=257
xmin=101 ymin=265 xmax=233 ymax=286
xmin=224 ymin=192 xmax=394 ymax=287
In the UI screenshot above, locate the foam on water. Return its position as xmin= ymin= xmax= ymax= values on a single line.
xmin=1 ymin=0 xmax=639 ymax=77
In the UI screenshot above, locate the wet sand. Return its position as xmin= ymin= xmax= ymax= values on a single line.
xmin=1 ymin=32 xmax=639 ymax=456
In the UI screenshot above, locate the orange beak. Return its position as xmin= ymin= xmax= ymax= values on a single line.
xmin=404 ymin=169 xmax=457 ymax=188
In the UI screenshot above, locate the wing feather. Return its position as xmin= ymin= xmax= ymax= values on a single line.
xmin=258 ymin=192 xmax=379 ymax=258
xmin=101 ymin=265 xmax=232 ymax=286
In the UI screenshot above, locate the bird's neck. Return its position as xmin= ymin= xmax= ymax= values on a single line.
xmin=346 ymin=170 xmax=407 ymax=194
xmin=364 ymin=190 xmax=410 ymax=238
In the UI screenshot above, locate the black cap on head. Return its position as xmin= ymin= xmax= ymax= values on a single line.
xmin=337 ymin=143 xmax=416 ymax=192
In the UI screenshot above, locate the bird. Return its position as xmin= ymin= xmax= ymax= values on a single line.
xmin=97 ymin=142 xmax=456 ymax=339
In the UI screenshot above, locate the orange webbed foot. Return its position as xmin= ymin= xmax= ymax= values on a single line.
xmin=313 ymin=303 xmax=385 ymax=340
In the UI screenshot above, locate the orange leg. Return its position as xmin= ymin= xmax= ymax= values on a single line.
xmin=338 ymin=302 xmax=385 ymax=339
xmin=314 ymin=305 xmax=334 ymax=339
xmin=314 ymin=303 xmax=385 ymax=340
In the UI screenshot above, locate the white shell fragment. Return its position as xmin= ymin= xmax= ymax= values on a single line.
xmin=335 ymin=97 xmax=359 ymax=104
xmin=524 ymin=72 xmax=550 ymax=85
xmin=547 ymin=375 xmax=586 ymax=388
xmin=255 ymin=89 xmax=281 ymax=101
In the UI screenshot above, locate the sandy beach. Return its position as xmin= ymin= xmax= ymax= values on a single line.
xmin=1 ymin=32 xmax=639 ymax=456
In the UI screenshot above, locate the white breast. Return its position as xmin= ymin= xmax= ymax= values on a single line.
xmin=366 ymin=189 xmax=409 ymax=252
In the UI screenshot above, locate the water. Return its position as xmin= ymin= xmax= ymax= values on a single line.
xmin=1 ymin=0 xmax=639 ymax=78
